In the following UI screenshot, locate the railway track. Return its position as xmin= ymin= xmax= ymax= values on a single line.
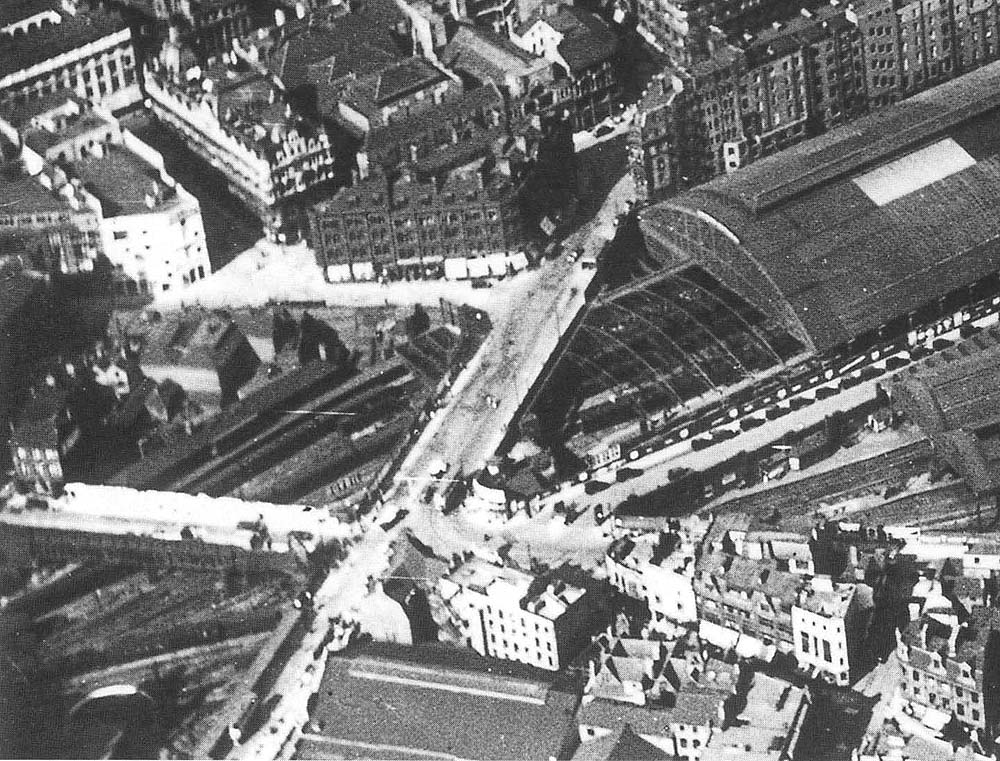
xmin=711 ymin=440 xmax=934 ymax=520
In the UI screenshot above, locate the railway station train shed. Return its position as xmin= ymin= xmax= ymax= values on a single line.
xmin=528 ymin=61 xmax=1000 ymax=465
xmin=639 ymin=58 xmax=1000 ymax=357
xmin=893 ymin=326 xmax=1000 ymax=496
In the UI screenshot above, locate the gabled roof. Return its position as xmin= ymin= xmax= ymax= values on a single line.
xmin=544 ymin=5 xmax=618 ymax=75
xmin=442 ymin=22 xmax=549 ymax=84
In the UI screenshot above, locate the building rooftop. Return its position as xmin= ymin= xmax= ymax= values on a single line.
xmin=0 ymin=164 xmax=79 ymax=216
xmin=901 ymin=606 xmax=1000 ymax=678
xmin=0 ymin=0 xmax=59 ymax=29
xmin=571 ymin=725 xmax=671 ymax=761
xmin=706 ymin=674 xmax=806 ymax=759
xmin=445 ymin=557 xmax=587 ymax=619
xmin=442 ymin=22 xmax=550 ymax=84
xmin=697 ymin=552 xmax=803 ymax=605
xmin=72 ymin=145 xmax=185 ymax=217
xmin=857 ymin=717 xmax=991 ymax=761
xmin=523 ymin=4 xmax=619 ymax=75
xmin=0 ymin=5 xmax=129 ymax=80
xmin=643 ymin=59 xmax=1000 ymax=354
xmin=797 ymin=578 xmax=857 ymax=618
xmin=364 ymin=81 xmax=505 ymax=167
xmin=297 ymin=643 xmax=579 ymax=761
xmin=332 ymin=56 xmax=451 ymax=132
xmin=259 ymin=1 xmax=405 ymax=92
xmin=606 ymin=529 xmax=699 ymax=572
xmin=894 ymin=325 xmax=1000 ymax=493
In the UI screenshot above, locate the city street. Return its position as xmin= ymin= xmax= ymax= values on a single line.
xmin=387 ymin=172 xmax=635 ymax=502
xmin=225 ymin=170 xmax=637 ymax=761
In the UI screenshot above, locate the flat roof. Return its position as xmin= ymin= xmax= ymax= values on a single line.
xmin=73 ymin=145 xmax=186 ymax=216
xmin=645 ymin=59 xmax=1000 ymax=353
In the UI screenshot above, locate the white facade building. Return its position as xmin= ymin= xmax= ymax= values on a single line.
xmin=605 ymin=518 xmax=709 ymax=626
xmin=1 ymin=91 xmax=209 ymax=296
xmin=438 ymin=557 xmax=594 ymax=670
xmin=791 ymin=577 xmax=872 ymax=686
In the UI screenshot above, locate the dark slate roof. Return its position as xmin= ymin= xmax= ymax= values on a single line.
xmin=364 ymin=81 xmax=504 ymax=165
xmin=0 ymin=6 xmax=129 ymax=80
xmin=0 ymin=0 xmax=58 ymax=28
xmin=374 ymin=58 xmax=448 ymax=105
xmin=572 ymin=725 xmax=672 ymax=761
xmin=299 ymin=642 xmax=579 ymax=761
xmin=644 ymin=59 xmax=1000 ymax=354
xmin=12 ymin=385 xmax=68 ymax=448
xmin=442 ymin=22 xmax=548 ymax=84
xmin=272 ymin=0 xmax=405 ymax=90
xmin=893 ymin=326 xmax=1000 ymax=493
xmin=546 ymin=6 xmax=619 ymax=75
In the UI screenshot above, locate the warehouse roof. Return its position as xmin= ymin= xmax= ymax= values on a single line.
xmin=299 ymin=643 xmax=578 ymax=760
xmin=643 ymin=59 xmax=1000 ymax=354
xmin=893 ymin=325 xmax=1000 ymax=493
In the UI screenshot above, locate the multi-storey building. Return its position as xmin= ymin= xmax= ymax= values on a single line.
xmin=76 ymin=143 xmax=208 ymax=295
xmin=605 ymin=519 xmax=709 ymax=626
xmin=9 ymin=375 xmax=80 ymax=493
xmin=898 ymin=606 xmax=1000 ymax=733
xmin=441 ymin=22 xmax=563 ymax=126
xmin=852 ymin=0 xmax=902 ymax=107
xmin=578 ymin=634 xmax=738 ymax=759
xmin=113 ymin=0 xmax=255 ymax=60
xmin=896 ymin=0 xmax=956 ymax=94
xmin=0 ymin=90 xmax=210 ymax=295
xmin=0 ymin=159 xmax=105 ymax=275
xmin=628 ymin=72 xmax=688 ymax=198
xmin=309 ymin=160 xmax=526 ymax=282
xmin=778 ymin=6 xmax=868 ymax=132
xmin=143 ymin=38 xmax=335 ymax=233
xmin=693 ymin=552 xmax=801 ymax=656
xmin=632 ymin=3 xmax=867 ymax=197
xmin=953 ymin=0 xmax=1000 ymax=73
xmin=330 ymin=56 xmax=462 ymax=139
xmin=437 ymin=556 xmax=604 ymax=670
xmin=0 ymin=0 xmax=140 ymax=112
xmin=511 ymin=3 xmax=622 ymax=131
xmin=361 ymin=83 xmax=511 ymax=173
xmin=791 ymin=576 xmax=873 ymax=686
